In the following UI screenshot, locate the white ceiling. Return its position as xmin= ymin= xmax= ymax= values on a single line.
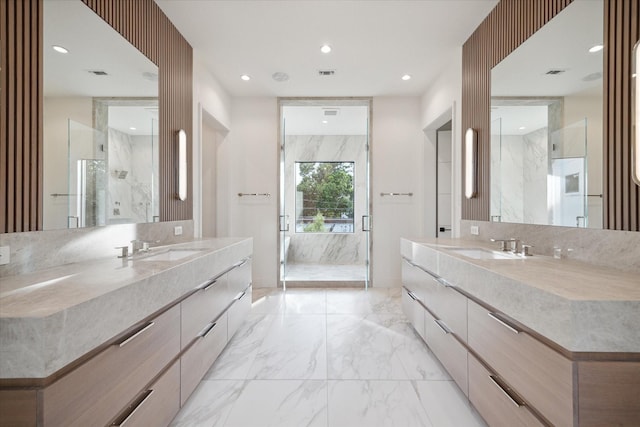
xmin=44 ymin=0 xmax=158 ymax=98
xmin=108 ymin=106 xmax=159 ymax=136
xmin=491 ymin=105 xmax=548 ymax=136
xmin=491 ymin=0 xmax=603 ymax=97
xmin=155 ymin=0 xmax=498 ymax=97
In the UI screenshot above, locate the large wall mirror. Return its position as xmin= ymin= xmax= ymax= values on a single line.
xmin=43 ymin=0 xmax=159 ymax=230
xmin=490 ymin=0 xmax=603 ymax=229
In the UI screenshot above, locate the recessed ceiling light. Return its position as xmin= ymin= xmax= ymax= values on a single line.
xmin=320 ymin=44 xmax=332 ymax=54
xmin=129 ymin=127 xmax=137 ymax=131
xmin=402 ymin=74 xmax=411 ymax=81
xmin=589 ymin=44 xmax=603 ymax=53
xmin=519 ymin=126 xmax=526 ymax=130
xmin=322 ymin=120 xmax=328 ymax=124
xmin=52 ymin=45 xmax=68 ymax=54
xmin=240 ymin=74 xmax=251 ymax=81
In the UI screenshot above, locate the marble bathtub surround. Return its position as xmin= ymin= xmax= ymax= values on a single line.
xmin=171 ymin=288 xmax=486 ymax=427
xmin=0 ymin=219 xmax=194 ymax=277
xmin=0 ymin=237 xmax=252 ymax=378
xmin=460 ymin=219 xmax=640 ymax=273
xmin=284 ymin=135 xmax=367 ymax=265
xmin=402 ymin=237 xmax=640 ymax=352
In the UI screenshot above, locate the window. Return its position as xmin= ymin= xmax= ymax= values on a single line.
xmin=295 ymin=162 xmax=354 ymax=233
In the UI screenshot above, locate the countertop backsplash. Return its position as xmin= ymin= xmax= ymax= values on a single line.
xmin=0 ymin=220 xmax=194 ymax=277
xmin=460 ymin=220 xmax=640 ymax=274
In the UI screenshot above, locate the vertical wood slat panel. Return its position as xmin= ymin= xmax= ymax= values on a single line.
xmin=83 ymin=0 xmax=192 ymax=221
xmin=1 ymin=0 xmax=42 ymax=233
xmin=463 ymin=0 xmax=639 ymax=230
xmin=603 ymin=0 xmax=640 ymax=230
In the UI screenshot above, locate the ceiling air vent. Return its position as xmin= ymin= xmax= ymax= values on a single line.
xmin=323 ymin=109 xmax=339 ymax=116
xmin=318 ymin=69 xmax=336 ymax=76
xmin=88 ymin=70 xmax=108 ymax=76
xmin=545 ymin=69 xmax=566 ymax=75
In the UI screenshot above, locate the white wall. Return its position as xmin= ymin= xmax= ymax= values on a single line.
xmin=192 ymin=52 xmax=232 ymax=238
xmin=228 ymin=97 xmax=279 ymax=287
xmin=420 ymin=51 xmax=463 ymax=237
xmin=371 ymin=97 xmax=425 ymax=287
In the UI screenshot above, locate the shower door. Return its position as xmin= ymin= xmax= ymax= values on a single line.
xmin=278 ymin=100 xmax=371 ymax=288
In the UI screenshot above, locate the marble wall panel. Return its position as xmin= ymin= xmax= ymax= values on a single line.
xmin=285 ymin=135 xmax=367 ymax=264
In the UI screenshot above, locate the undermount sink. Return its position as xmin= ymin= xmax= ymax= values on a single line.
xmin=445 ymin=247 xmax=523 ymax=260
xmin=137 ymin=249 xmax=204 ymax=262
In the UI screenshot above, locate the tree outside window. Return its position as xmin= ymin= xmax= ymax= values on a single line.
xmin=295 ymin=162 xmax=354 ymax=233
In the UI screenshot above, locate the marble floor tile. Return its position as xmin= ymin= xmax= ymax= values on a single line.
xmin=369 ymin=313 xmax=451 ymax=381
xmin=328 ymin=380 xmax=433 ymax=427
xmin=248 ymin=314 xmax=327 ymax=379
xmin=173 ymin=288 xmax=486 ymax=427
xmin=414 ymin=381 xmax=487 ymax=427
xmin=170 ymin=380 xmax=245 ymax=427
xmin=281 ymin=289 xmax=327 ymax=314
xmin=326 ymin=288 xmax=403 ymax=315
xmin=223 ymin=380 xmax=327 ymax=427
xmin=327 ymin=314 xmax=408 ymax=380
xmin=205 ymin=314 xmax=275 ymax=380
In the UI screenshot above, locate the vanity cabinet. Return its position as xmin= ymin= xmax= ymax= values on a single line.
xmin=467 ymin=299 xmax=574 ymax=427
xmin=0 ymin=252 xmax=253 ymax=427
xmin=423 ymin=305 xmax=469 ymax=396
xmin=110 ymin=360 xmax=181 ymax=427
xmin=468 ymin=356 xmax=544 ymax=427
xmin=42 ymin=304 xmax=181 ymax=427
xmin=401 ymin=247 xmax=640 ymax=427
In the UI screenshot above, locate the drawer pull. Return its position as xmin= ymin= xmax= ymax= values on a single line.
xmin=112 ymin=389 xmax=154 ymax=426
xmin=234 ymin=291 xmax=246 ymax=301
xmin=435 ymin=277 xmax=452 ymax=287
xmin=433 ymin=319 xmax=452 ymax=334
xmin=403 ymin=257 xmax=417 ymax=267
xmin=488 ymin=375 xmax=524 ymax=408
xmin=234 ymin=258 xmax=249 ymax=268
xmin=407 ymin=290 xmax=418 ymax=301
xmin=199 ymin=322 xmax=217 ymax=338
xmin=201 ymin=279 xmax=217 ymax=291
xmin=488 ymin=312 xmax=520 ymax=334
xmin=117 ymin=321 xmax=155 ymax=348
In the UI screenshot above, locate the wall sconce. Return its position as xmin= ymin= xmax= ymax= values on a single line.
xmin=634 ymin=41 xmax=640 ymax=186
xmin=465 ymin=128 xmax=478 ymax=199
xmin=176 ymin=129 xmax=187 ymax=201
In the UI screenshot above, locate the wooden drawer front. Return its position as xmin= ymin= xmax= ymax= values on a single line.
xmin=402 ymin=287 xmax=426 ymax=340
xmin=228 ymin=258 xmax=251 ymax=297
xmin=467 ymin=300 xmax=574 ymax=427
xmin=228 ymin=285 xmax=252 ymax=339
xmin=420 ymin=272 xmax=467 ymax=342
xmin=577 ymin=360 xmax=640 ymax=427
xmin=402 ymin=258 xmax=423 ymax=296
xmin=42 ymin=304 xmax=181 ymax=427
xmin=180 ymin=313 xmax=228 ymax=405
xmin=110 ymin=360 xmax=180 ymax=427
xmin=0 ymin=390 xmax=36 ymax=427
xmin=424 ymin=309 xmax=468 ymax=396
xmin=181 ymin=275 xmax=229 ymax=348
xmin=468 ymin=356 xmax=545 ymax=427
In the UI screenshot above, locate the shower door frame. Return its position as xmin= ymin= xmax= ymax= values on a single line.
xmin=277 ymin=97 xmax=373 ymax=289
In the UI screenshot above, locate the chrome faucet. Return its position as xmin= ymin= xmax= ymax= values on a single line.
xmin=130 ymin=240 xmax=152 ymax=255
xmin=490 ymin=238 xmax=516 ymax=252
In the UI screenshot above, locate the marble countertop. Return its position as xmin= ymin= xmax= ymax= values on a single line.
xmin=401 ymin=237 xmax=640 ymax=353
xmin=0 ymin=237 xmax=253 ymax=379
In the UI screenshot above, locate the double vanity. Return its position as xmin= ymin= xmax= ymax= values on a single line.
xmin=401 ymin=237 xmax=640 ymax=427
xmin=0 ymin=237 xmax=252 ymax=426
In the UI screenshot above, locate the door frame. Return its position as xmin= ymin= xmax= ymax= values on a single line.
xmin=276 ymin=97 xmax=373 ymax=288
